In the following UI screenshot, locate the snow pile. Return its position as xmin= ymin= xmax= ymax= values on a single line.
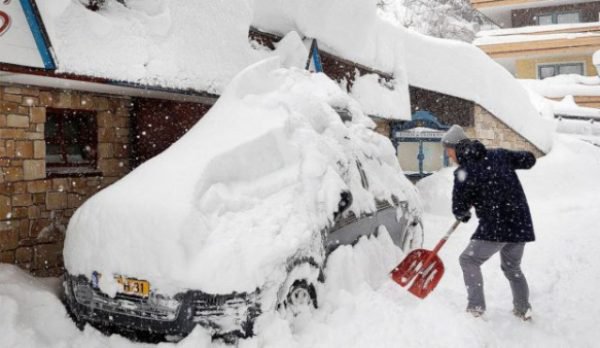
xmin=414 ymin=166 xmax=455 ymax=215
xmin=523 ymin=88 xmax=600 ymax=120
xmin=521 ymin=86 xmax=599 ymax=142
xmin=0 ymin=265 xmax=214 ymax=348
xmin=521 ymin=75 xmax=600 ymax=99
xmin=520 ymin=75 xmax=600 ymax=122
xmin=252 ymin=0 xmax=554 ymax=153
xmin=556 ymin=118 xmax=600 ymax=143
xmin=64 ymin=58 xmax=420 ymax=295
xmin=349 ymin=74 xmax=411 ymax=119
xmin=551 ymin=95 xmax=600 ymax=119
xmin=0 ymin=266 xmax=75 ymax=347
xmin=36 ymin=0 xmax=268 ymax=94
xmin=0 ymin=265 xmax=166 ymax=347
xmin=252 ymin=0 xmax=412 ymax=121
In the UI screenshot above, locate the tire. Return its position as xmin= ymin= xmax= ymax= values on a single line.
xmin=276 ymin=260 xmax=321 ymax=331
xmin=284 ymin=279 xmax=318 ymax=316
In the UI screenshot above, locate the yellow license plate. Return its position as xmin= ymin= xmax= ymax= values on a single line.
xmin=115 ymin=276 xmax=150 ymax=298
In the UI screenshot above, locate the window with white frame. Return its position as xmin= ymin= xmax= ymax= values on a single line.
xmin=536 ymin=11 xmax=581 ymax=25
xmin=538 ymin=62 xmax=584 ymax=79
xmin=557 ymin=12 xmax=581 ymax=24
xmin=537 ymin=14 xmax=554 ymax=25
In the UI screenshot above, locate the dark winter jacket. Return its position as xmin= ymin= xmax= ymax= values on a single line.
xmin=452 ymin=140 xmax=536 ymax=243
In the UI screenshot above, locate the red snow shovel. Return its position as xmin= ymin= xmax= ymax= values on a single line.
xmin=390 ymin=220 xmax=461 ymax=299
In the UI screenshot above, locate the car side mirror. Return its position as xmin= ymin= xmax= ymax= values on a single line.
xmin=333 ymin=191 xmax=353 ymax=221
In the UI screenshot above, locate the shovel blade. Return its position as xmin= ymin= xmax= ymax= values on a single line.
xmin=390 ymin=249 xmax=431 ymax=287
xmin=407 ymin=257 xmax=445 ymax=299
xmin=390 ymin=250 xmax=446 ymax=299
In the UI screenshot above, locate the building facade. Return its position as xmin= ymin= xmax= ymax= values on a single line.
xmin=473 ymin=0 xmax=600 ymax=78
xmin=472 ymin=0 xmax=600 ymax=113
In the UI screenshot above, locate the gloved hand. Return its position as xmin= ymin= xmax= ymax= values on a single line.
xmin=455 ymin=211 xmax=471 ymax=223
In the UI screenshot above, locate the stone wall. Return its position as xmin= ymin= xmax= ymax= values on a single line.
xmin=466 ymin=105 xmax=544 ymax=157
xmin=0 ymin=84 xmax=131 ymax=276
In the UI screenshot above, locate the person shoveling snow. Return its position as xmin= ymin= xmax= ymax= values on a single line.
xmin=442 ymin=125 xmax=536 ymax=321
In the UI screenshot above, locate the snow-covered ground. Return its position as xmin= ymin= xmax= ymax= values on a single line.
xmin=1 ymin=133 xmax=599 ymax=347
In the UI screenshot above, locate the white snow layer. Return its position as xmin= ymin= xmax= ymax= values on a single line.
xmin=63 ymin=59 xmax=420 ymax=295
xmin=36 ymin=0 xmax=552 ymax=148
xmin=552 ymin=96 xmax=600 ymax=118
xmin=349 ymin=74 xmax=411 ymax=120
xmin=2 ymin=135 xmax=600 ymax=347
xmin=521 ymin=75 xmax=600 ymax=98
xmin=520 ymin=75 xmax=600 ymax=120
xmin=594 ymin=49 xmax=600 ymax=66
xmin=252 ymin=0 xmax=553 ymax=152
xmin=36 ymin=0 xmax=267 ymax=94
xmin=474 ymin=32 xmax=600 ymax=45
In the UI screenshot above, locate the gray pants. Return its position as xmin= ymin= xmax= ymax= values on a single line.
xmin=459 ymin=240 xmax=530 ymax=313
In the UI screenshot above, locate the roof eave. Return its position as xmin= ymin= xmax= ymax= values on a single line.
xmin=0 ymin=63 xmax=219 ymax=104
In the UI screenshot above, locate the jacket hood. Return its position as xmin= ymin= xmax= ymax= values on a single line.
xmin=456 ymin=139 xmax=487 ymax=164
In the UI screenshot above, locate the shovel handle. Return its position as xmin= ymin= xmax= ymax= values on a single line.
xmin=427 ymin=220 xmax=461 ymax=261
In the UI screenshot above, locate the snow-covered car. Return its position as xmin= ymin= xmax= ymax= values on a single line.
xmin=62 ymin=59 xmax=423 ymax=341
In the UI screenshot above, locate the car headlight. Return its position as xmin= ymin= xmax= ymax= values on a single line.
xmin=148 ymin=293 xmax=180 ymax=312
xmin=72 ymin=280 xmax=93 ymax=304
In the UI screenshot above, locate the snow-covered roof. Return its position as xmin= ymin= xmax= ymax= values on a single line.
xmin=253 ymin=0 xmax=553 ymax=152
xmin=474 ymin=32 xmax=600 ymax=45
xmin=36 ymin=0 xmax=268 ymax=95
xmin=521 ymin=75 xmax=600 ymax=99
xmin=520 ymin=73 xmax=600 ymax=124
xmin=548 ymin=96 xmax=600 ymax=119
xmin=34 ymin=0 xmax=552 ymax=151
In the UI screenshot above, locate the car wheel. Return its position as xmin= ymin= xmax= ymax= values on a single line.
xmin=285 ymin=279 xmax=317 ymax=317
xmin=401 ymin=219 xmax=424 ymax=251
xmin=276 ymin=260 xmax=320 ymax=330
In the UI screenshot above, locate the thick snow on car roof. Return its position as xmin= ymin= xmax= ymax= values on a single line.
xmin=64 ymin=59 xmax=421 ymax=295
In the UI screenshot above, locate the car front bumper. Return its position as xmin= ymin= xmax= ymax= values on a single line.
xmin=63 ymin=273 xmax=260 ymax=340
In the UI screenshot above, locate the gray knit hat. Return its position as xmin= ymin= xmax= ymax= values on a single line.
xmin=441 ymin=125 xmax=468 ymax=148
